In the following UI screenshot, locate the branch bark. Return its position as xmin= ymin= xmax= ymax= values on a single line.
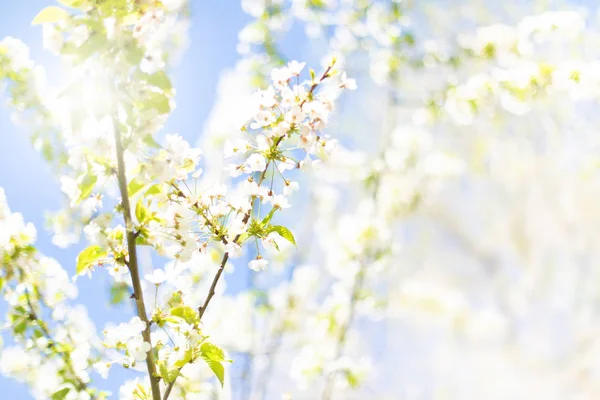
xmin=113 ymin=123 xmax=162 ymax=400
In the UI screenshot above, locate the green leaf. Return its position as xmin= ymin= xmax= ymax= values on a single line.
xmin=170 ymin=305 xmax=199 ymax=325
xmin=204 ymin=358 xmax=225 ymax=388
xmin=158 ymin=361 xmax=172 ymax=383
xmin=143 ymin=92 xmax=170 ymax=114
xmin=76 ymin=245 xmax=107 ymax=274
xmin=51 ymin=388 xmax=71 ymax=400
xmin=136 ymin=234 xmax=150 ymax=246
xmin=109 ymin=282 xmax=129 ymax=306
xmin=146 ymin=184 xmax=162 ymax=196
xmin=13 ymin=320 xmax=27 ymax=335
xmin=346 ymin=370 xmax=360 ymax=388
xmin=77 ymin=33 xmax=106 ymax=59
xmin=57 ymin=0 xmax=88 ymax=9
xmin=128 ymin=178 xmax=145 ymax=197
xmin=145 ymin=71 xmax=172 ymax=91
xmin=157 ymin=360 xmax=181 ymax=383
xmin=201 ymin=342 xmax=227 ymax=362
xmin=174 ymin=348 xmax=194 ymax=368
xmin=260 ymin=208 xmax=277 ymax=227
xmin=200 ymin=342 xmax=230 ymax=388
xmin=135 ymin=200 xmax=147 ymax=224
xmin=143 ymin=134 xmax=162 ymax=149
xmin=124 ymin=42 xmax=144 ymax=65
xmin=32 ymin=6 xmax=70 ymax=25
xmin=168 ymin=368 xmax=181 ymax=383
xmin=268 ymin=225 xmax=296 ymax=246
xmin=236 ymin=232 xmax=250 ymax=244
xmin=78 ymin=173 xmax=97 ymax=203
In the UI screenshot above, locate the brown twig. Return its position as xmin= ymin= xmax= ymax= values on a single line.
xmin=113 ymin=122 xmax=162 ymax=400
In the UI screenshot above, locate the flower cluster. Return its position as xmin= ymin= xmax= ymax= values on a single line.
xmin=0 ymin=188 xmax=103 ymax=400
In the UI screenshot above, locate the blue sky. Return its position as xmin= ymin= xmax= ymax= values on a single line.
xmin=0 ymin=1 xmax=252 ymax=397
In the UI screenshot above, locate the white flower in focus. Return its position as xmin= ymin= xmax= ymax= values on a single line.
xmin=93 ymin=362 xmax=110 ymax=379
xmin=250 ymin=110 xmax=277 ymax=129
xmin=271 ymin=66 xmax=292 ymax=86
xmin=288 ymin=60 xmax=306 ymax=76
xmin=145 ymin=269 xmax=166 ymax=285
xmin=249 ymin=257 xmax=268 ymax=271
xmin=247 ymin=153 xmax=267 ymax=172
xmin=224 ymin=139 xmax=250 ymax=158
xmin=225 ymin=242 xmax=242 ymax=258
xmin=263 ymin=231 xmax=285 ymax=252
xmin=285 ymin=106 xmax=305 ymax=124
xmin=283 ymin=181 xmax=299 ymax=196
xmin=253 ymin=86 xmax=277 ymax=108
xmin=127 ymin=338 xmax=151 ymax=362
xmin=270 ymin=195 xmax=290 ymax=209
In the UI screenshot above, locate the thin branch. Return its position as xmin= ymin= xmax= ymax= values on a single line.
xmin=321 ymin=266 xmax=366 ymax=400
xmin=113 ymin=122 xmax=162 ymax=400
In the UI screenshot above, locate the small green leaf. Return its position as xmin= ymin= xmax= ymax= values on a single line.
xmin=143 ymin=92 xmax=170 ymax=114
xmin=236 ymin=232 xmax=250 ymax=244
xmin=145 ymin=71 xmax=172 ymax=91
xmin=157 ymin=360 xmax=181 ymax=383
xmin=260 ymin=208 xmax=277 ymax=227
xmin=168 ymin=368 xmax=181 ymax=383
xmin=204 ymin=358 xmax=225 ymax=388
xmin=143 ymin=134 xmax=162 ymax=149
xmin=345 ymin=369 xmax=360 ymax=388
xmin=167 ymin=291 xmax=183 ymax=308
xmin=58 ymin=0 xmax=89 ymax=9
xmin=51 ymin=388 xmax=71 ymax=400
xmin=170 ymin=305 xmax=199 ymax=325
xmin=174 ymin=348 xmax=194 ymax=368
xmin=128 ymin=178 xmax=145 ymax=197
xmin=158 ymin=361 xmax=171 ymax=383
xmin=124 ymin=42 xmax=144 ymax=65
xmin=77 ymin=33 xmax=106 ymax=59
xmin=135 ymin=200 xmax=147 ymax=224
xmin=136 ymin=234 xmax=150 ymax=246
xmin=200 ymin=342 xmax=230 ymax=388
xmin=13 ymin=320 xmax=27 ymax=335
xmin=78 ymin=173 xmax=97 ymax=203
xmin=146 ymin=184 xmax=162 ymax=196
xmin=76 ymin=245 xmax=107 ymax=274
xmin=109 ymin=282 xmax=129 ymax=306
xmin=32 ymin=6 xmax=70 ymax=25
xmin=268 ymin=225 xmax=296 ymax=246
xmin=200 ymin=342 xmax=227 ymax=362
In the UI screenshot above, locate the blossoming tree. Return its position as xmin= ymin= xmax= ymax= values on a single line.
xmin=2 ymin=0 xmax=600 ymax=399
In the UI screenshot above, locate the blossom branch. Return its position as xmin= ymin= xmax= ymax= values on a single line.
xmin=162 ymin=63 xmax=342 ymax=399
